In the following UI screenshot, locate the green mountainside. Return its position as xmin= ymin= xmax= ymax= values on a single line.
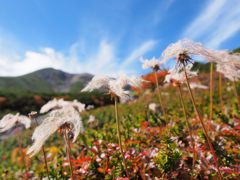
xmin=0 ymin=68 xmax=93 ymax=94
xmin=0 ymin=61 xmax=227 ymax=95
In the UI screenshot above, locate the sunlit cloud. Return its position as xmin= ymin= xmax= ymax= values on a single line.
xmin=0 ymin=38 xmax=156 ymax=77
xmin=182 ymin=0 xmax=240 ymax=49
xmin=121 ymin=40 xmax=157 ymax=68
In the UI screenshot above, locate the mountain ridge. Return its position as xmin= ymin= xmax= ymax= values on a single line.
xmin=0 ymin=62 xmax=212 ymax=94
xmin=0 ymin=68 xmax=93 ymax=93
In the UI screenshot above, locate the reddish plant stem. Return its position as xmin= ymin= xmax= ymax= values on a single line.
xmin=232 ymin=80 xmax=240 ymax=110
xmin=154 ymin=70 xmax=168 ymax=121
xmin=16 ymin=129 xmax=29 ymax=179
xmin=209 ymin=62 xmax=214 ymax=120
xmin=64 ymin=130 xmax=74 ymax=180
xmin=183 ymin=65 xmax=223 ymax=180
xmin=34 ymin=118 xmax=50 ymax=180
xmin=16 ymin=133 xmax=24 ymax=167
xmin=177 ymin=85 xmax=197 ymax=170
xmin=114 ymin=97 xmax=130 ymax=179
xmin=219 ymin=73 xmax=224 ymax=114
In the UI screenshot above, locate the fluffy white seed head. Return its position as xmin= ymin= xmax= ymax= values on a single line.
xmin=81 ymin=75 xmax=114 ymax=92
xmin=40 ymin=98 xmax=85 ymax=113
xmin=27 ymin=106 xmax=84 ymax=157
xmin=71 ymin=100 xmax=86 ymax=113
xmin=82 ymin=75 xmax=144 ymax=103
xmin=126 ymin=76 xmax=145 ymax=88
xmin=160 ymin=39 xmax=227 ymax=64
xmin=216 ymin=63 xmax=240 ymax=82
xmin=141 ymin=56 xmax=162 ymax=70
xmin=161 ymin=39 xmax=240 ymax=84
xmin=109 ymin=75 xmax=144 ymax=103
xmin=0 ymin=113 xmax=31 ymax=133
xmin=108 ymin=80 xmax=130 ymax=103
xmin=165 ymin=64 xmax=198 ymax=84
xmin=40 ymin=98 xmax=66 ymax=113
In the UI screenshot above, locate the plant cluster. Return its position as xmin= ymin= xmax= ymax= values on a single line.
xmin=0 ymin=39 xmax=240 ymax=179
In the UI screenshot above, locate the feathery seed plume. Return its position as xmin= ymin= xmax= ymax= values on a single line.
xmin=0 ymin=113 xmax=31 ymax=133
xmin=165 ymin=64 xmax=198 ymax=85
xmin=27 ymin=106 xmax=84 ymax=157
xmin=141 ymin=56 xmax=162 ymax=70
xmin=160 ymin=39 xmax=227 ymax=64
xmin=82 ymin=75 xmax=144 ymax=103
xmin=40 ymin=98 xmax=85 ymax=113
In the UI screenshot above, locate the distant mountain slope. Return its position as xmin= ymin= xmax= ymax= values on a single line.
xmin=0 ymin=62 xmax=218 ymax=94
xmin=0 ymin=68 xmax=93 ymax=93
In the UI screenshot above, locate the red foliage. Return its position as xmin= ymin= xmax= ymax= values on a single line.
xmin=142 ymin=70 xmax=168 ymax=89
xmin=33 ymin=95 xmax=43 ymax=105
xmin=0 ymin=96 xmax=7 ymax=105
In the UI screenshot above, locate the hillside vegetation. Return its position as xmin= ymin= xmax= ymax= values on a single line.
xmin=0 ymin=68 xmax=93 ymax=93
xmin=0 ymin=69 xmax=239 ymax=179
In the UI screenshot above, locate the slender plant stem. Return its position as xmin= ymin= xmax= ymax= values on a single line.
xmin=209 ymin=62 xmax=214 ymax=120
xmin=177 ymin=85 xmax=197 ymax=170
xmin=219 ymin=73 xmax=224 ymax=114
xmin=183 ymin=65 xmax=223 ymax=180
xmin=16 ymin=129 xmax=28 ymax=179
xmin=41 ymin=146 xmax=50 ymax=179
xmin=34 ymin=118 xmax=50 ymax=180
xmin=16 ymin=131 xmax=24 ymax=167
xmin=232 ymin=80 xmax=240 ymax=110
xmin=154 ymin=70 xmax=168 ymax=121
xmin=64 ymin=130 xmax=74 ymax=180
xmin=114 ymin=97 xmax=130 ymax=178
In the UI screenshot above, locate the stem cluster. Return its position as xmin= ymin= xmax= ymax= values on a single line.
xmin=183 ymin=65 xmax=223 ymax=180
xmin=114 ymin=97 xmax=130 ymax=178
xmin=154 ymin=70 xmax=168 ymax=121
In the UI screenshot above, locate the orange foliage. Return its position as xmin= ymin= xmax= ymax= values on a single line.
xmin=53 ymin=95 xmax=71 ymax=100
xmin=0 ymin=96 xmax=7 ymax=105
xmin=131 ymin=70 xmax=168 ymax=91
xmin=33 ymin=95 xmax=43 ymax=105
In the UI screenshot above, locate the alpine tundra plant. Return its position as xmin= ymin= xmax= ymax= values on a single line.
xmin=82 ymin=74 xmax=144 ymax=178
xmin=0 ymin=38 xmax=240 ymax=179
xmin=27 ymin=99 xmax=85 ymax=180
xmin=0 ymin=113 xmax=31 ymax=133
xmin=28 ymin=111 xmax=50 ymax=179
xmin=141 ymin=57 xmax=168 ymax=121
xmin=161 ymin=40 xmax=225 ymax=179
xmin=0 ymin=113 xmax=31 ymax=176
xmin=217 ymin=62 xmax=240 ymax=110
xmin=165 ymin=63 xmax=198 ymax=172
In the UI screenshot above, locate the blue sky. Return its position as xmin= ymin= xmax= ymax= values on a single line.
xmin=0 ymin=0 xmax=239 ymax=76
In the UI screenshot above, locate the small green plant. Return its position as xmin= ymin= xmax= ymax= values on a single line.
xmin=154 ymin=138 xmax=181 ymax=174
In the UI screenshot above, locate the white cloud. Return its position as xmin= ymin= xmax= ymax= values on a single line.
xmin=205 ymin=7 xmax=240 ymax=48
xmin=183 ymin=0 xmax=226 ymax=39
xmin=151 ymin=0 xmax=175 ymax=25
xmin=182 ymin=0 xmax=240 ymax=49
xmin=121 ymin=40 xmax=157 ymax=68
xmin=86 ymin=41 xmax=116 ymax=73
xmin=0 ymin=38 xmax=156 ymax=77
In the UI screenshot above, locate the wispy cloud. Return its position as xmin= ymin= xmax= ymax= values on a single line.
xmin=182 ymin=0 xmax=240 ymax=49
xmin=0 ymin=37 xmax=156 ymax=77
xmin=206 ymin=6 xmax=240 ymax=48
xmin=151 ymin=0 xmax=175 ymax=25
xmin=183 ymin=0 xmax=226 ymax=39
xmin=121 ymin=40 xmax=157 ymax=68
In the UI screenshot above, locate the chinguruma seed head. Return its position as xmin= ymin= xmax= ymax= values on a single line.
xmin=153 ymin=64 xmax=160 ymax=71
xmin=177 ymin=51 xmax=193 ymax=66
